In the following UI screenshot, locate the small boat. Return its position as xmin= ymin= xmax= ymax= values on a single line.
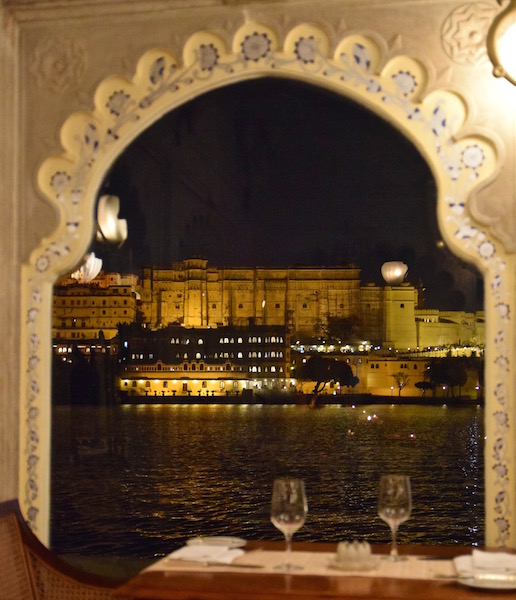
xmin=75 ymin=436 xmax=109 ymax=456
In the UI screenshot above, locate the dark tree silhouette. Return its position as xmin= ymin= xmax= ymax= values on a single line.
xmin=300 ymin=355 xmax=357 ymax=396
xmin=426 ymin=357 xmax=468 ymax=398
xmin=392 ymin=371 xmax=409 ymax=396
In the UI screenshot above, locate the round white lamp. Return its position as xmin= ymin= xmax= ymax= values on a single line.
xmin=381 ymin=261 xmax=408 ymax=285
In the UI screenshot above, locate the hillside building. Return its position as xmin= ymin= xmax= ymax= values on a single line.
xmin=52 ymin=273 xmax=139 ymax=340
xmin=116 ymin=325 xmax=291 ymax=398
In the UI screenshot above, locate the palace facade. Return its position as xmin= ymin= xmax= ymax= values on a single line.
xmin=138 ymin=258 xmax=361 ymax=335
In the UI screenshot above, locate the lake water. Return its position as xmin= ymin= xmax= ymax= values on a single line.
xmin=50 ymin=403 xmax=484 ymax=559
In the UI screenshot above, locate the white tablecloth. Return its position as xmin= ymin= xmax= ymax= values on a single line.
xmin=146 ymin=550 xmax=457 ymax=580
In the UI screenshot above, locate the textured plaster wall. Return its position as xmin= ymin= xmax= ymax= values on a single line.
xmin=1 ymin=0 xmax=516 ymax=545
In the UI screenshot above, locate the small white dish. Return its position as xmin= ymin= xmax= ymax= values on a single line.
xmin=328 ymin=557 xmax=380 ymax=572
xmin=186 ymin=536 xmax=247 ymax=548
xmin=457 ymin=573 xmax=516 ymax=591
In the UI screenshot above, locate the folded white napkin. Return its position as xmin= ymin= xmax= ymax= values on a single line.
xmin=454 ymin=550 xmax=516 ymax=575
xmin=166 ymin=544 xmax=245 ymax=565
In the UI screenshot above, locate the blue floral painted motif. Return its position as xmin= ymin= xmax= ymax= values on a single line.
xmin=149 ymin=57 xmax=166 ymax=84
xmin=392 ymin=70 xmax=417 ymax=96
xmin=495 ymin=302 xmax=510 ymax=320
xmin=200 ymin=44 xmax=219 ymax=71
xmin=366 ymin=80 xmax=381 ymax=93
xmin=106 ymin=90 xmax=131 ymax=116
xmin=461 ymin=144 xmax=484 ymax=171
xmin=83 ymin=123 xmax=99 ymax=151
xmin=241 ymin=32 xmax=271 ymax=62
xmin=295 ymin=37 xmax=316 ymax=64
xmin=50 ymin=172 xmax=71 ymax=194
xmin=35 ymin=255 xmax=50 ymax=273
xmin=353 ymin=43 xmax=370 ymax=70
xmin=478 ymin=240 xmax=496 ymax=260
xmin=430 ymin=106 xmax=447 ymax=136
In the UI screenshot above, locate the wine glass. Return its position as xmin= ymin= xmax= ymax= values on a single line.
xmin=270 ymin=477 xmax=308 ymax=571
xmin=377 ymin=474 xmax=411 ymax=561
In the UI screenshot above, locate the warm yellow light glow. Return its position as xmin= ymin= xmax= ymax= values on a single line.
xmin=487 ymin=0 xmax=516 ymax=85
xmin=96 ymin=195 xmax=128 ymax=245
xmin=497 ymin=22 xmax=516 ymax=79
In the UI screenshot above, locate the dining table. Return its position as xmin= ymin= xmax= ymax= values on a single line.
xmin=115 ymin=540 xmax=516 ymax=600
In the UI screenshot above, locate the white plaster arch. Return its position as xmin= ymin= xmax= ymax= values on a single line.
xmin=25 ymin=21 xmax=513 ymax=547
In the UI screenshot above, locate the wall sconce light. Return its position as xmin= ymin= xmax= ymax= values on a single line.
xmin=96 ymin=194 xmax=128 ymax=246
xmin=487 ymin=0 xmax=516 ymax=85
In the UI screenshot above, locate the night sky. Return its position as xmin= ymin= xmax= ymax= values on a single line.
xmin=98 ymin=77 xmax=483 ymax=312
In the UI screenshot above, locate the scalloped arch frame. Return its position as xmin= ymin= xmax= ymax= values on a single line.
xmin=26 ymin=22 xmax=513 ymax=547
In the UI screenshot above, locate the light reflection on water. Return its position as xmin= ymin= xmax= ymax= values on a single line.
xmin=51 ymin=403 xmax=484 ymax=557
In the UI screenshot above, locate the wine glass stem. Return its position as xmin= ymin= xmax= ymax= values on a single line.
xmin=285 ymin=533 xmax=293 ymax=566
xmin=390 ymin=524 xmax=398 ymax=559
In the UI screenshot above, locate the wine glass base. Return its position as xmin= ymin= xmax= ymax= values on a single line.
xmin=274 ymin=563 xmax=303 ymax=572
xmin=383 ymin=555 xmax=409 ymax=562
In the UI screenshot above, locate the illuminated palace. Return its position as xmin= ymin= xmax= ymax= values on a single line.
xmin=52 ymin=258 xmax=484 ymax=399
xmin=139 ymin=258 xmax=360 ymax=336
